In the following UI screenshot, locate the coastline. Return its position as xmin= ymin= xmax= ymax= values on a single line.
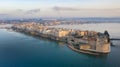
xmin=11 ymin=23 xmax=111 ymax=55
xmin=12 ymin=28 xmax=110 ymax=55
xmin=67 ymin=44 xmax=110 ymax=56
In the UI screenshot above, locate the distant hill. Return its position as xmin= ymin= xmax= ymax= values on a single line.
xmin=0 ymin=17 xmax=120 ymax=23
xmin=57 ymin=17 xmax=120 ymax=23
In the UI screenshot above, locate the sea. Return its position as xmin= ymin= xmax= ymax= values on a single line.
xmin=0 ymin=23 xmax=120 ymax=67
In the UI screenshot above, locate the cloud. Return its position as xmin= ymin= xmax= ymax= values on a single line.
xmin=52 ymin=6 xmax=120 ymax=17
xmin=53 ymin=6 xmax=120 ymax=11
xmin=26 ymin=9 xmax=40 ymax=14
xmin=0 ymin=14 xmax=9 ymax=16
xmin=16 ymin=9 xmax=23 ymax=12
xmin=2 ymin=9 xmax=41 ymax=18
xmin=0 ymin=14 xmax=13 ymax=19
xmin=53 ymin=6 xmax=80 ymax=11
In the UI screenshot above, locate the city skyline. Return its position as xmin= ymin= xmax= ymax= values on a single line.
xmin=0 ymin=0 xmax=120 ymax=18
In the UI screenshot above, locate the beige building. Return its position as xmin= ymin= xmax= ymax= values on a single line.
xmin=80 ymin=44 xmax=91 ymax=50
xmin=55 ymin=30 xmax=70 ymax=37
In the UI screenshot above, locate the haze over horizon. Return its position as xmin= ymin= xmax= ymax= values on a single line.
xmin=0 ymin=0 xmax=120 ymax=18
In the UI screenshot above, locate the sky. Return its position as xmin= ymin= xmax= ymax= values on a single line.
xmin=0 ymin=0 xmax=120 ymax=18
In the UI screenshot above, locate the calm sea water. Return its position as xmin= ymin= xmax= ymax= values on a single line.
xmin=0 ymin=24 xmax=120 ymax=67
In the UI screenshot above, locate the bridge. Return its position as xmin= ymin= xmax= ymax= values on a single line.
xmin=110 ymin=38 xmax=120 ymax=46
xmin=110 ymin=38 xmax=120 ymax=40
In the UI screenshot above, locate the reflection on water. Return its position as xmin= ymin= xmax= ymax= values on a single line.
xmin=0 ymin=23 xmax=120 ymax=67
